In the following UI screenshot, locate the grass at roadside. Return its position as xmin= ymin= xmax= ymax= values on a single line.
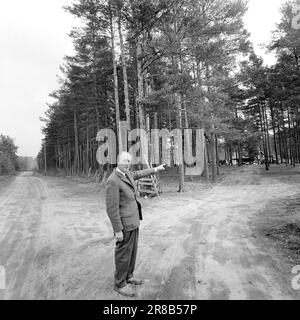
xmin=253 ymin=165 xmax=300 ymax=266
xmin=0 ymin=174 xmax=16 ymax=193
xmin=260 ymin=194 xmax=300 ymax=265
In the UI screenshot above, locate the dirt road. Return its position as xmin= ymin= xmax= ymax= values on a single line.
xmin=0 ymin=167 xmax=299 ymax=300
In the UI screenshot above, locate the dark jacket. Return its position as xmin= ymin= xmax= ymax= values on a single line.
xmin=105 ymin=168 xmax=156 ymax=233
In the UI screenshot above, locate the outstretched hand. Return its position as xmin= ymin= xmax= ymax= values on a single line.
xmin=155 ymin=164 xmax=166 ymax=172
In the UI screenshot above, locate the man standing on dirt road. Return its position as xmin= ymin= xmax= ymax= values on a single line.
xmin=105 ymin=151 xmax=165 ymax=297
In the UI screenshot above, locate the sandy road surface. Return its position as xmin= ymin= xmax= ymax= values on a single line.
xmin=0 ymin=167 xmax=299 ymax=300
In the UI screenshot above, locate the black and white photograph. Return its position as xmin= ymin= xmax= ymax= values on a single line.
xmin=0 ymin=0 xmax=300 ymax=304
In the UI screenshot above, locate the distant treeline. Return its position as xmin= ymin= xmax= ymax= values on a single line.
xmin=18 ymin=157 xmax=38 ymax=171
xmin=0 ymin=134 xmax=37 ymax=175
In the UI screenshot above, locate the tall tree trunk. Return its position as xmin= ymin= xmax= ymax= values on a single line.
xmin=202 ymin=141 xmax=209 ymax=180
xmin=109 ymin=5 xmax=120 ymax=139
xmin=277 ymin=125 xmax=283 ymax=164
xmin=168 ymin=111 xmax=172 ymax=131
xmin=295 ymin=122 xmax=300 ymax=163
xmin=74 ymin=109 xmax=80 ymax=175
xmin=237 ymin=141 xmax=243 ymax=167
xmin=136 ymin=36 xmax=145 ymax=129
xmin=229 ymin=143 xmax=233 ymax=165
xmin=117 ymin=11 xmax=131 ymax=130
xmin=183 ymin=98 xmax=194 ymax=181
xmin=269 ymin=101 xmax=279 ymax=164
xmin=44 ymin=139 xmax=47 ymax=173
xmin=281 ymin=103 xmax=289 ymax=164
xmin=86 ymin=118 xmax=89 ymax=174
xmin=67 ymin=130 xmax=71 ymax=172
xmin=216 ymin=134 xmax=220 ymax=176
xmin=276 ymin=108 xmax=283 ymax=164
xmin=133 ymin=89 xmax=139 ymax=129
xmin=211 ymin=124 xmax=217 ymax=181
xmin=263 ymin=104 xmax=272 ymax=162
xmin=287 ymin=106 xmax=295 ymax=166
xmin=176 ymin=93 xmax=185 ymax=192
xmin=259 ymin=104 xmax=269 ymax=171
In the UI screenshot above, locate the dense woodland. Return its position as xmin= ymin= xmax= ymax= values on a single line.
xmin=0 ymin=134 xmax=19 ymax=175
xmin=37 ymin=0 xmax=300 ymax=188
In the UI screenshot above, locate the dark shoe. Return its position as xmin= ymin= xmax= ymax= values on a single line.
xmin=127 ymin=277 xmax=144 ymax=285
xmin=114 ymin=284 xmax=135 ymax=297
